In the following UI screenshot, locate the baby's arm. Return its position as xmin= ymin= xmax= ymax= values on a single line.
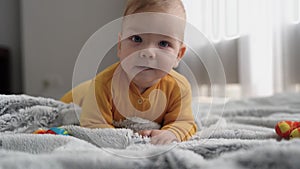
xmin=160 ymin=82 xmax=197 ymax=142
xmin=139 ymin=84 xmax=197 ymax=144
xmin=80 ymin=79 xmax=115 ymax=128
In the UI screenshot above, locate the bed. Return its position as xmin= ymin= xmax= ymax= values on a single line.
xmin=0 ymin=93 xmax=299 ymax=169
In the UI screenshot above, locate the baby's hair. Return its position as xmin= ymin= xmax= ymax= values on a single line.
xmin=123 ymin=0 xmax=186 ymax=20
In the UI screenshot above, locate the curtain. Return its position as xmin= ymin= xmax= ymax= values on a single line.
xmin=182 ymin=0 xmax=300 ymax=97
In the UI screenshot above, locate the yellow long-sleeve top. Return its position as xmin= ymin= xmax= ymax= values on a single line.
xmin=61 ymin=62 xmax=197 ymax=141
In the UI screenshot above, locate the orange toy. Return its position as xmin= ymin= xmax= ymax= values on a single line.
xmin=33 ymin=129 xmax=48 ymax=134
xmin=275 ymin=121 xmax=300 ymax=139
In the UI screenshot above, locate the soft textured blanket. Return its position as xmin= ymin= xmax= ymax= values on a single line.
xmin=0 ymin=93 xmax=300 ymax=169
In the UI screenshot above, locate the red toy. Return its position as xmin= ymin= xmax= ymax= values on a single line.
xmin=275 ymin=121 xmax=300 ymax=139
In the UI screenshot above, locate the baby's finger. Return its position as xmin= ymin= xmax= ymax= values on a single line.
xmin=162 ymin=139 xmax=172 ymax=145
xmin=156 ymin=139 xmax=166 ymax=145
xmin=150 ymin=136 xmax=160 ymax=145
xmin=138 ymin=130 xmax=152 ymax=136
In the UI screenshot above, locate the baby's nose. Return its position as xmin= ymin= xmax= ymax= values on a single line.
xmin=139 ymin=49 xmax=156 ymax=59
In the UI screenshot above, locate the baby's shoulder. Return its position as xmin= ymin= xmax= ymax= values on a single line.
xmin=159 ymin=70 xmax=191 ymax=95
xmin=166 ymin=70 xmax=191 ymax=88
xmin=94 ymin=62 xmax=120 ymax=84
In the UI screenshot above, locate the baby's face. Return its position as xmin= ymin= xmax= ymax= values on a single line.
xmin=118 ymin=33 xmax=185 ymax=88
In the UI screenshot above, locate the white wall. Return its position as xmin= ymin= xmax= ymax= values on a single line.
xmin=21 ymin=0 xmax=125 ymax=99
xmin=0 ymin=0 xmax=22 ymax=93
xmin=284 ymin=23 xmax=300 ymax=89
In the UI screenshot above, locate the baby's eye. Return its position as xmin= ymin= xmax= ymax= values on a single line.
xmin=131 ymin=35 xmax=143 ymax=43
xmin=159 ymin=41 xmax=170 ymax=48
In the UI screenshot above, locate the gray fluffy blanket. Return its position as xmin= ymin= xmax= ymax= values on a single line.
xmin=0 ymin=93 xmax=300 ymax=169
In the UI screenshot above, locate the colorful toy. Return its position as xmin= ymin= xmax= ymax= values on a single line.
xmin=49 ymin=127 xmax=69 ymax=135
xmin=275 ymin=121 xmax=300 ymax=139
xmin=33 ymin=127 xmax=69 ymax=136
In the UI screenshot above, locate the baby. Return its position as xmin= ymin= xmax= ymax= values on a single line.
xmin=61 ymin=0 xmax=197 ymax=145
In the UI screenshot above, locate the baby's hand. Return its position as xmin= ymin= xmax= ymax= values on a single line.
xmin=138 ymin=130 xmax=179 ymax=145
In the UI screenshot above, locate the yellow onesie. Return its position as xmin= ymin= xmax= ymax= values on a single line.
xmin=61 ymin=62 xmax=197 ymax=141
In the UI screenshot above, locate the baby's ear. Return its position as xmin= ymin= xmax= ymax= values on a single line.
xmin=178 ymin=43 xmax=186 ymax=59
xmin=173 ymin=44 xmax=186 ymax=68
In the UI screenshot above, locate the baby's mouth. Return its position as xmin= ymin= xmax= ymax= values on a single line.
xmin=136 ymin=66 xmax=154 ymax=70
